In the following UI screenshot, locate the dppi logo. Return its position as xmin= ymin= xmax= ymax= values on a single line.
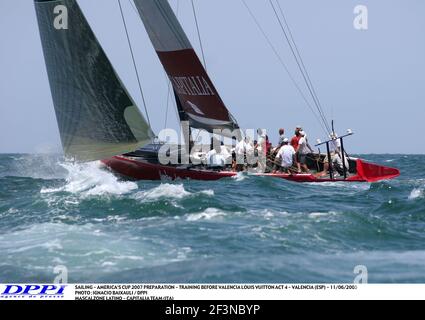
xmin=1 ymin=285 xmax=67 ymax=299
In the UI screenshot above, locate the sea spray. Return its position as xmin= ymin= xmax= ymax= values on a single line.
xmin=41 ymin=161 xmax=137 ymax=196
xmin=408 ymin=188 xmax=424 ymax=200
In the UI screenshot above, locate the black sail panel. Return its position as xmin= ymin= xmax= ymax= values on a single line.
xmin=34 ymin=0 xmax=154 ymax=161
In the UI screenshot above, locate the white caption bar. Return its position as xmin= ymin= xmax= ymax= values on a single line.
xmin=0 ymin=284 xmax=424 ymax=300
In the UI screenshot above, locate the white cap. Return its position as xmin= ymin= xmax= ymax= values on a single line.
xmin=283 ymin=138 xmax=289 ymax=144
xmin=299 ymin=131 xmax=306 ymax=136
xmin=296 ymin=125 xmax=302 ymax=129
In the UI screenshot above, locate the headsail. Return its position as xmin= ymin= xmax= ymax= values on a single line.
xmin=133 ymin=0 xmax=239 ymax=134
xmin=34 ymin=0 xmax=154 ymax=161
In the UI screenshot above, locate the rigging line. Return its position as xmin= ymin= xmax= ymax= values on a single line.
xmin=276 ymin=0 xmax=329 ymax=133
xmin=269 ymin=0 xmax=331 ymax=134
xmin=173 ymin=0 xmax=182 ymax=133
xmin=171 ymin=84 xmax=181 ymax=134
xmin=193 ymin=129 xmax=201 ymax=145
xmin=164 ymin=74 xmax=182 ymax=134
xmin=275 ymin=0 xmax=330 ymax=133
xmin=164 ymin=79 xmax=171 ymax=129
xmin=270 ymin=2 xmax=329 ymax=133
xmin=268 ymin=4 xmax=329 ymax=134
xmin=241 ymin=0 xmax=329 ymax=136
xmin=164 ymin=0 xmax=181 ymax=131
xmin=118 ymin=0 xmax=152 ymax=128
xmin=128 ymin=0 xmax=139 ymax=16
xmin=191 ymin=0 xmax=208 ymax=70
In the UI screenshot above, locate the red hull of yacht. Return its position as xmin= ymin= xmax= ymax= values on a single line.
xmin=102 ymin=156 xmax=400 ymax=183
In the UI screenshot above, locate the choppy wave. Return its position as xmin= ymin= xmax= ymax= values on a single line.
xmin=186 ymin=208 xmax=228 ymax=221
xmin=232 ymin=172 xmax=247 ymax=182
xmin=308 ymin=211 xmax=339 ymax=218
xmin=2 ymin=154 xmax=425 ymax=283
xmin=134 ymin=183 xmax=214 ymax=202
xmin=307 ymin=181 xmax=371 ymax=191
xmin=409 ymin=188 xmax=424 ymax=200
xmin=41 ymin=162 xmax=138 ymax=197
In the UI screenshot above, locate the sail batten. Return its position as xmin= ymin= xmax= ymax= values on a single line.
xmin=34 ymin=0 xmax=154 ymax=161
xmin=133 ymin=0 xmax=239 ymax=133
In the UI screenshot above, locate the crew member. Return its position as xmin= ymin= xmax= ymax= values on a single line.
xmin=316 ymin=134 xmax=350 ymax=177
xmin=291 ymin=126 xmax=302 ymax=173
xmin=274 ymin=138 xmax=296 ymax=173
xmin=206 ymin=139 xmax=230 ymax=169
xmin=297 ymin=131 xmax=314 ymax=172
xmin=278 ymin=128 xmax=286 ymax=146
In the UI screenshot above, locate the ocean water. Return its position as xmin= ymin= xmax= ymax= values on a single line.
xmin=0 ymin=154 xmax=424 ymax=283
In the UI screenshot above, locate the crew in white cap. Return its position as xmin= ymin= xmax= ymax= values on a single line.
xmin=274 ymin=138 xmax=296 ymax=173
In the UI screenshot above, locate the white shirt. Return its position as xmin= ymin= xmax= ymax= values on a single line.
xmin=277 ymin=145 xmax=296 ymax=168
xmin=235 ymin=140 xmax=246 ymax=156
xmin=298 ymin=137 xmax=313 ymax=155
xmin=206 ymin=149 xmax=226 ymax=167
xmin=332 ymin=152 xmax=350 ymax=170
xmin=206 ymin=145 xmax=232 ymax=167
xmin=329 ymin=138 xmax=341 ymax=153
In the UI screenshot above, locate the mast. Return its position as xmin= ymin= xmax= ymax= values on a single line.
xmin=34 ymin=0 xmax=154 ymax=161
xmin=173 ymin=89 xmax=193 ymax=148
xmin=132 ymin=0 xmax=240 ymax=137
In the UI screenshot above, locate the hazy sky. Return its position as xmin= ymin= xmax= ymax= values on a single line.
xmin=1 ymin=0 xmax=424 ymax=154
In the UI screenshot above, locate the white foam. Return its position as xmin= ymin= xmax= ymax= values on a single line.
xmin=92 ymin=215 xmax=127 ymax=223
xmin=113 ymin=255 xmax=145 ymax=261
xmin=6 ymin=208 xmax=19 ymax=214
xmin=409 ymin=188 xmax=424 ymax=200
xmin=41 ymin=161 xmax=137 ymax=197
xmin=64 ymin=199 xmax=79 ymax=205
xmin=56 ymin=215 xmax=80 ymax=223
xmin=264 ymin=211 xmax=274 ymax=218
xmin=309 ymin=182 xmax=370 ymax=191
xmin=232 ymin=172 xmax=247 ymax=182
xmin=176 ymin=247 xmax=192 ymax=260
xmin=135 ymin=183 xmax=190 ymax=201
xmin=101 ymin=261 xmax=117 ymax=267
xmin=309 ymin=211 xmax=339 ymax=218
xmin=186 ymin=208 xmax=227 ymax=221
xmin=200 ymin=189 xmax=215 ymax=196
xmin=135 ymin=184 xmax=214 ymax=202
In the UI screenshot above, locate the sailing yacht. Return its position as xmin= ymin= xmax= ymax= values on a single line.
xmin=34 ymin=0 xmax=399 ymax=183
